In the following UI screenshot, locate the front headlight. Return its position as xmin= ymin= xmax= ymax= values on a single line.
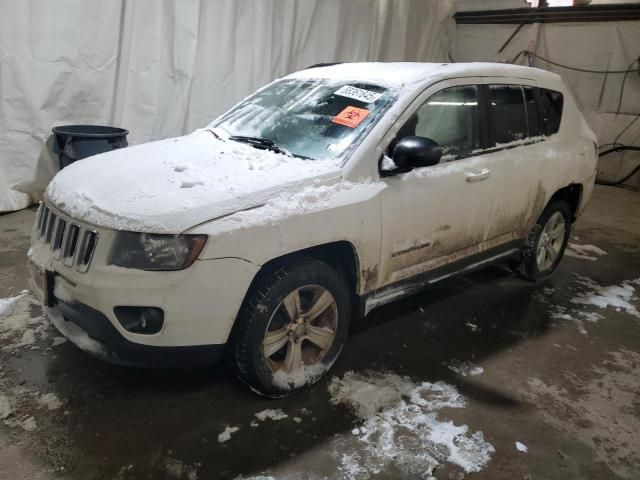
xmin=108 ymin=232 xmax=207 ymax=271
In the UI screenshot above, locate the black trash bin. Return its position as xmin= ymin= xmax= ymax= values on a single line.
xmin=52 ymin=125 xmax=129 ymax=170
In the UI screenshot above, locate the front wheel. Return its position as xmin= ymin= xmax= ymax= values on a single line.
xmin=512 ymin=201 xmax=572 ymax=282
xmin=230 ymin=258 xmax=351 ymax=397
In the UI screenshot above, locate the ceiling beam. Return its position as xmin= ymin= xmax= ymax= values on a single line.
xmin=454 ymin=4 xmax=640 ymax=24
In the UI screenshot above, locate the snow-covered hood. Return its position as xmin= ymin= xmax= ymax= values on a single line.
xmin=46 ymin=130 xmax=342 ymax=233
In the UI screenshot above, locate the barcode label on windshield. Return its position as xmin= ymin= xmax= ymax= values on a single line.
xmin=334 ymin=85 xmax=383 ymax=104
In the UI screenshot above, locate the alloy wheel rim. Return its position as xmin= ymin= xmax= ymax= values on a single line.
xmin=262 ymin=285 xmax=338 ymax=375
xmin=536 ymin=211 xmax=566 ymax=271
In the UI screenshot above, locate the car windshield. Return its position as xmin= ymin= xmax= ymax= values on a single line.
xmin=210 ymin=79 xmax=396 ymax=161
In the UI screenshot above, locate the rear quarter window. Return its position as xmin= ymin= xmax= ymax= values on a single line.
xmin=523 ymin=87 xmax=541 ymax=137
xmin=538 ymin=88 xmax=563 ymax=136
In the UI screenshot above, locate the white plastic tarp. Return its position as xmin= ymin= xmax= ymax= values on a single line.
xmin=0 ymin=0 xmax=455 ymax=212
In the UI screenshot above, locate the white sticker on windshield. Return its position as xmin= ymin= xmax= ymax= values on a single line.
xmin=334 ymin=85 xmax=383 ymax=104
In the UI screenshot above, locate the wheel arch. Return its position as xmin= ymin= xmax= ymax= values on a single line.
xmin=233 ymin=240 xmax=361 ymax=324
xmin=253 ymin=241 xmax=361 ymax=294
xmin=224 ymin=241 xmax=362 ymax=357
xmin=546 ymin=183 xmax=583 ymax=222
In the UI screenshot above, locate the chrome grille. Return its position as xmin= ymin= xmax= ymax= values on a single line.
xmin=45 ymin=212 xmax=57 ymax=243
xmin=77 ymin=231 xmax=97 ymax=272
xmin=53 ymin=219 xmax=67 ymax=260
xmin=35 ymin=203 xmax=98 ymax=273
xmin=39 ymin=206 xmax=49 ymax=236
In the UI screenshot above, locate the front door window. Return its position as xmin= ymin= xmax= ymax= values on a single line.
xmin=392 ymin=85 xmax=480 ymax=161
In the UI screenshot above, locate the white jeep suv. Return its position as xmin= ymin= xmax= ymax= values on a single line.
xmin=29 ymin=62 xmax=597 ymax=396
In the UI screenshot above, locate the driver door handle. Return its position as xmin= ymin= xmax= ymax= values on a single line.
xmin=465 ymin=168 xmax=491 ymax=183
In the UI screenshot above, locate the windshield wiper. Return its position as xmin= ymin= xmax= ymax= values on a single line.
xmin=229 ymin=136 xmax=292 ymax=157
xmin=208 ymin=127 xmax=228 ymax=141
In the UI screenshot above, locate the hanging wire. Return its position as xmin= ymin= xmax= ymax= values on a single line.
xmin=614 ymin=114 xmax=640 ymax=146
xmin=616 ymin=59 xmax=639 ymax=116
xmin=597 ymin=114 xmax=640 ymax=186
xmin=596 ymin=160 xmax=640 ymax=186
xmin=598 ymin=114 xmax=640 ymax=151
xmin=511 ymin=50 xmax=640 ymax=74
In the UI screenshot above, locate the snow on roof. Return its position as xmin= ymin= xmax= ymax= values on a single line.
xmin=286 ymin=62 xmax=562 ymax=88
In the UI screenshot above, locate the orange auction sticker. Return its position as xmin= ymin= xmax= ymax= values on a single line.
xmin=331 ymin=106 xmax=369 ymax=128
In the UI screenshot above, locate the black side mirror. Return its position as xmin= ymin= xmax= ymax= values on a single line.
xmin=392 ymin=136 xmax=442 ymax=170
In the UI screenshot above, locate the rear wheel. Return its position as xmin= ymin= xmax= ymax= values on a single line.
xmin=512 ymin=201 xmax=572 ymax=282
xmin=230 ymin=258 xmax=351 ymax=397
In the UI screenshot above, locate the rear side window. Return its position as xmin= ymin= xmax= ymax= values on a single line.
xmin=488 ymin=85 xmax=528 ymax=144
xmin=538 ymin=88 xmax=563 ymax=135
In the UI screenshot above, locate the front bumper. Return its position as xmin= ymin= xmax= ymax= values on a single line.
xmin=28 ymin=202 xmax=261 ymax=363
xmin=48 ymin=301 xmax=225 ymax=367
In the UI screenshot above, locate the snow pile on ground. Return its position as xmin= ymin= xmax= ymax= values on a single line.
xmin=0 ymin=291 xmax=49 ymax=351
xmin=218 ymin=426 xmax=240 ymax=443
xmin=0 ymin=394 xmax=12 ymax=419
xmin=548 ymin=276 xmax=639 ymax=334
xmin=565 ymin=243 xmax=607 ymax=261
xmin=549 ymin=304 xmax=590 ymax=335
xmin=571 ymin=277 xmax=639 ymax=318
xmin=38 ymin=392 xmax=62 ymax=410
xmin=0 ymin=291 xmax=35 ymax=329
xmin=254 ymin=409 xmax=288 ymax=422
xmin=328 ymin=371 xmax=495 ymax=477
xmin=447 ymin=360 xmax=484 ymax=377
xmin=0 ymin=382 xmax=66 ymax=433
xmin=0 ymin=296 xmax=68 ymax=435
xmin=5 ymin=415 xmax=37 ymax=432
xmin=464 ymin=321 xmax=480 ymax=332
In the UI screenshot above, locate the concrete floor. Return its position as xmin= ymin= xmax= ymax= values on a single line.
xmin=0 ymin=185 xmax=639 ymax=480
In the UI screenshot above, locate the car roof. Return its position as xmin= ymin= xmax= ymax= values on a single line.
xmin=285 ymin=62 xmax=562 ymax=89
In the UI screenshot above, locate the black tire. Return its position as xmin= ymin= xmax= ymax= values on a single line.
xmin=229 ymin=257 xmax=351 ymax=397
xmin=512 ymin=201 xmax=572 ymax=282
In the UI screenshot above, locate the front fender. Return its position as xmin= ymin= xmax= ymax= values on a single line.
xmin=190 ymin=181 xmax=384 ymax=296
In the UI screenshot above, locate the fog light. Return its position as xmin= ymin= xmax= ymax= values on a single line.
xmin=114 ymin=307 xmax=164 ymax=334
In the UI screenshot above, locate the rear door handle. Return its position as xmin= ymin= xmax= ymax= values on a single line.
xmin=465 ymin=168 xmax=491 ymax=182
